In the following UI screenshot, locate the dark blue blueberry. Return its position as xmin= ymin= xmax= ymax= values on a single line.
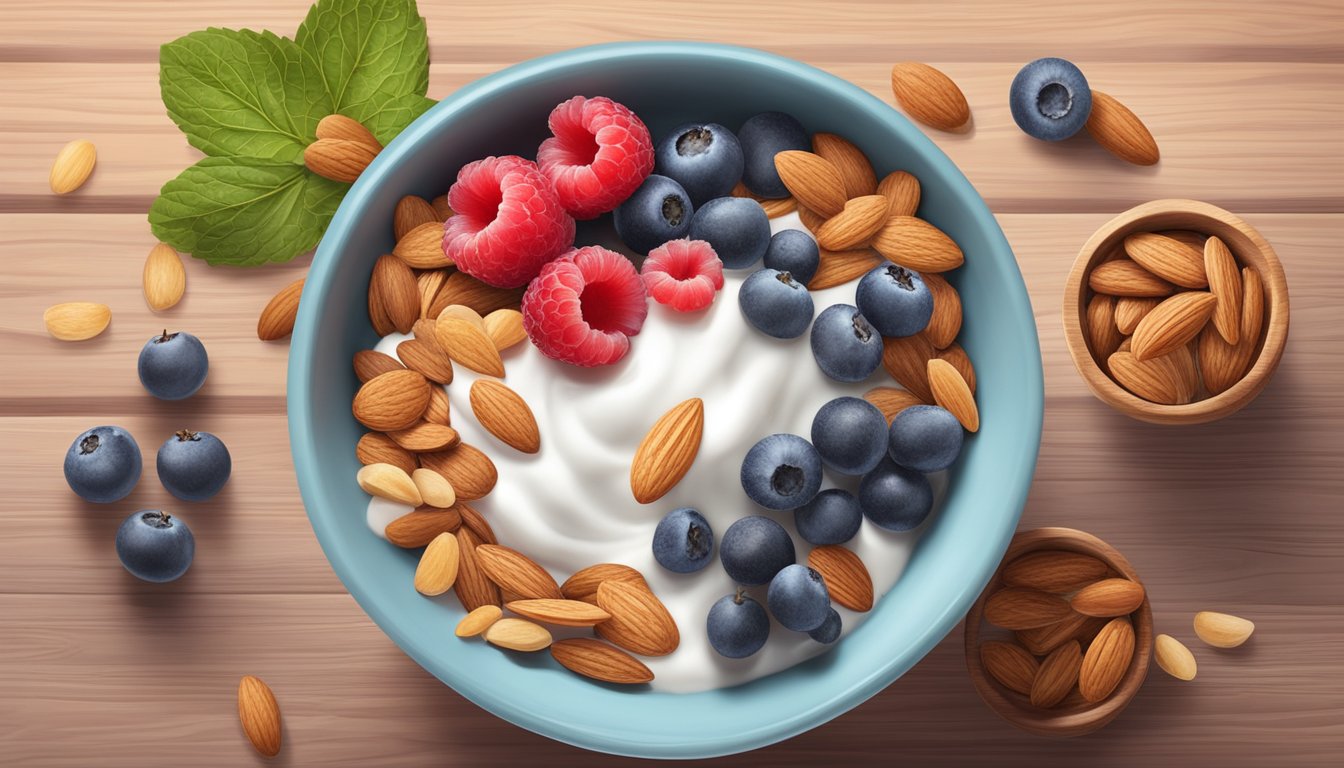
xmin=808 ymin=607 xmax=842 ymax=644
xmin=767 ymin=564 xmax=830 ymax=632
xmin=156 ymin=429 xmax=231 ymax=502
xmin=762 ymin=229 xmax=820 ymax=285
xmin=810 ymin=304 xmax=884 ymax=382
xmin=655 ymin=123 xmax=744 ymax=207
xmin=115 ymin=509 xmax=194 ymax=583
xmin=811 ymin=396 xmax=889 ymax=475
xmin=688 ymin=196 xmax=771 ymax=269
xmin=1009 ymin=57 xmax=1093 ymax=142
xmin=855 ymin=264 xmax=934 ymax=338
xmin=612 ymin=174 xmax=692 ymax=255
xmin=138 ymin=330 xmax=208 ymax=400
xmin=63 ymin=425 xmax=141 ymax=503
xmin=706 ymin=590 xmax=770 ymax=658
xmin=738 ymin=268 xmax=814 ymax=339
xmin=719 ymin=515 xmax=796 ymax=586
xmin=794 ymin=488 xmax=863 ymax=546
xmin=858 ymin=459 xmax=934 ymax=532
xmin=888 ymin=405 xmax=964 ymax=473
xmin=651 ymin=507 xmax=714 ymax=574
xmin=741 ymin=433 xmax=823 ymax=511
xmin=737 ymin=111 xmax=809 ymax=198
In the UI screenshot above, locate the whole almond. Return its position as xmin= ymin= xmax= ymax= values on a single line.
xmin=808 ymin=248 xmax=883 ymax=290
xmin=304 ymin=137 xmax=377 ymax=183
xmin=981 ymin=640 xmax=1040 ymax=695
xmin=1030 ymin=640 xmax=1083 ymax=708
xmin=1131 ymin=292 xmax=1216 ymax=361
xmin=356 ymin=432 xmax=417 ymax=475
xmin=807 ymin=545 xmax=874 ymax=612
xmin=431 ymin=194 xmax=453 ymax=219
xmin=561 ymin=564 xmax=650 ymax=605
xmin=483 ymin=308 xmax=527 ymax=351
xmin=630 ymin=397 xmax=704 ymax=504
xmin=438 ymin=303 xmax=485 ymax=330
xmin=429 ymin=272 xmax=524 ymax=317
xmin=352 ymin=369 xmax=430 ymax=431
xmin=759 ymin=197 xmax=797 ymax=218
xmin=1171 ymin=342 xmax=1200 ymax=403
xmin=937 ymin=343 xmax=976 ymax=393
xmin=1193 ymin=610 xmax=1254 ymax=648
xmin=876 ymin=170 xmax=921 ymax=217
xmin=394 ymin=195 xmax=439 ymax=240
xmin=1017 ymin=614 xmax=1105 ymax=656
xmin=882 ymin=332 xmax=936 ymax=403
xmin=1203 ymin=236 xmax=1243 ymax=344
xmin=551 ymin=638 xmax=655 ymax=684
xmin=457 ymin=503 xmax=497 ymax=545
xmin=143 ymin=243 xmax=186 ymax=311
xmin=476 ymin=544 xmax=564 ymax=600
xmin=237 ymin=675 xmax=281 ymax=757
xmin=774 ymin=151 xmax=847 ymax=217
xmin=815 ymin=195 xmax=889 ymax=251
xmin=257 ymin=278 xmax=304 ymax=340
xmin=1240 ymin=266 xmax=1265 ymax=347
xmin=984 ymin=587 xmax=1074 ymax=630
xmin=356 ymin=463 xmax=422 ymax=506
xmin=1155 ymin=634 xmax=1197 ymax=681
xmin=506 ymin=598 xmax=612 ymax=627
xmin=1199 ymin=323 xmax=1245 ymax=396
xmin=1114 ymin=296 xmax=1160 ymax=335
xmin=890 ymin=62 xmax=970 ymax=131
xmin=49 ymin=139 xmax=96 ymax=194
xmin=396 ymin=338 xmax=453 ymax=385
xmin=394 ymin=221 xmax=452 ymax=269
xmin=864 ymin=386 xmax=924 ymax=424
xmin=436 ymin=317 xmax=505 ymax=377
xmin=411 ymin=467 xmax=457 ymax=508
xmin=1086 ymin=294 xmax=1123 ymax=359
xmin=1071 ymin=578 xmax=1146 ymax=617
xmin=1084 ymin=91 xmax=1160 ymax=166
xmin=921 ymin=272 xmax=962 ymax=349
xmin=455 ymin=604 xmax=503 ymax=637
xmin=424 ymin=385 xmax=451 ymax=426
xmin=1125 ymin=233 xmax=1208 ymax=288
xmin=797 ymin=205 xmax=826 ymax=233
xmin=872 ymin=216 xmax=964 ymax=273
xmin=1088 ymin=259 xmax=1177 ymax=297
xmin=453 ymin=527 xmax=500 ymax=610
xmin=353 ymin=349 xmax=404 ymax=382
xmin=595 ymin=580 xmax=680 ymax=657
xmin=316 ymin=114 xmax=381 ymax=151
xmin=417 ymin=269 xmax=448 ymax=318
xmin=43 ymin=302 xmax=110 ymax=341
xmin=484 ymin=617 xmax=552 ymax=652
xmin=372 ymin=255 xmax=419 ymax=334
xmin=385 ymin=507 xmax=462 ymax=549
xmin=928 ymin=358 xmax=978 ymax=432
xmin=470 ymin=378 xmax=540 ymax=453
xmin=811 ymin=133 xmax=877 ymax=197
xmin=414 ymin=532 xmax=460 ymax=596
xmin=368 ymin=286 xmax=396 ymax=336
xmin=1107 ymin=349 xmax=1189 ymax=405
xmin=1079 ymin=617 xmax=1135 ymax=702
xmin=419 ymin=443 xmax=497 ymax=500
xmin=1003 ymin=551 xmax=1109 ymax=593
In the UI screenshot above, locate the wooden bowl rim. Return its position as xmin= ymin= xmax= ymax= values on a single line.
xmin=963 ymin=527 xmax=1154 ymax=738
xmin=1062 ymin=199 xmax=1290 ymax=425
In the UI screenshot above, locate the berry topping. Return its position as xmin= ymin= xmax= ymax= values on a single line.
xmin=442 ymin=155 xmax=576 ymax=289
xmin=520 ymin=245 xmax=649 ymax=367
xmin=641 ymin=239 xmax=725 ymax=312
xmin=537 ymin=95 xmax=655 ymax=219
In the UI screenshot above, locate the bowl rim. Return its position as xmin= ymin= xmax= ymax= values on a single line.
xmin=288 ymin=41 xmax=1044 ymax=758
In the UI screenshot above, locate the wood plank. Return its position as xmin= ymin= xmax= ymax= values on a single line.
xmin=2 ymin=62 xmax=1341 ymax=213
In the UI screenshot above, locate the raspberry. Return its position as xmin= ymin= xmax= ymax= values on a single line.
xmin=442 ymin=155 xmax=575 ymax=288
xmin=641 ymin=239 xmax=725 ymax=312
xmin=521 ymin=246 xmax=649 ymax=367
xmin=537 ymin=96 xmax=654 ymax=220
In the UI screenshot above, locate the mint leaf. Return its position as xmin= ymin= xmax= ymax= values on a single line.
xmin=160 ymin=28 xmax=331 ymax=163
xmin=149 ymin=157 xmax=345 ymax=266
xmin=296 ymin=0 xmax=430 ymax=145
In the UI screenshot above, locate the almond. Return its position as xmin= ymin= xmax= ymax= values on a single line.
xmin=356 ymin=432 xmax=417 ymax=474
xmin=303 ymin=137 xmax=377 ymax=183
xmin=483 ymin=308 xmax=527 ymax=351
xmin=476 ymin=544 xmax=564 ymax=600
xmin=356 ymin=462 xmax=422 ymax=506
xmin=50 ymin=139 xmax=97 ymax=195
xmin=595 ymin=580 xmax=679 ymax=657
xmin=773 ymin=150 xmax=847 ymax=217
xmin=237 ymin=675 xmax=281 ymax=757
xmin=470 ymin=378 xmax=540 ymax=453
xmin=551 ymin=638 xmax=655 ymax=684
xmin=921 ymin=272 xmax=962 ymax=349
xmin=436 ymin=317 xmax=505 ymax=377
xmin=1088 ymin=259 xmax=1177 ymax=297
xmin=1155 ymin=634 xmax=1197 ymax=681
xmin=453 ymin=527 xmax=500 ymax=610
xmin=395 ymin=339 xmax=452 ymax=386
xmin=1198 ymin=323 xmax=1246 ymax=396
xmin=506 ymin=598 xmax=611 ymax=627
xmin=257 ymin=277 xmax=304 ymax=341
xmin=352 ymin=369 xmax=430 ymax=431
xmin=316 ymin=114 xmax=382 ymax=151
xmin=890 ymin=62 xmax=970 ymax=131
xmin=1002 ymin=551 xmax=1109 ymax=593
xmin=882 ymin=332 xmax=936 ymax=403
xmin=395 ymin=195 xmax=440 ymax=240
xmin=1030 ymin=640 xmax=1083 ymax=709
xmin=815 ymin=195 xmax=889 ymax=251
xmin=484 ymin=617 xmax=552 ymax=652
xmin=1084 ymin=91 xmax=1160 ymax=166
xmin=431 ymin=194 xmax=453 ymax=219
xmin=438 ymin=303 xmax=485 ymax=330
xmin=630 ymin=397 xmax=704 ymax=504
xmin=1204 ymin=236 xmax=1243 ymax=344
xmin=455 ymin=605 xmax=503 ymax=637
xmin=797 ymin=204 xmax=826 ymax=233
xmin=393 ymin=221 xmax=451 ymax=269
xmin=872 ymin=216 xmax=964 ymax=273
xmin=413 ymin=532 xmax=460 ymax=596
xmin=811 ymin=133 xmax=877 ymax=197
xmin=1193 ymin=610 xmax=1254 ymax=648
xmin=807 ymin=545 xmax=874 ymax=612
xmin=1240 ymin=266 xmax=1265 ymax=346
xmin=876 ymin=170 xmax=921 ymax=217
xmin=1114 ymin=296 xmax=1160 ymax=335
xmin=561 ymin=564 xmax=650 ymax=605
xmin=759 ymin=197 xmax=797 ymax=219
xmin=419 ymin=443 xmax=497 ymax=500
xmin=1079 ymin=617 xmax=1135 ymax=702
xmin=372 ymin=254 xmax=419 ymax=334
xmin=1124 ymin=233 xmax=1208 ymax=288
xmin=353 ymin=349 xmax=404 ymax=382
xmin=417 ymin=269 xmax=448 ymax=318
xmin=385 ymin=507 xmax=462 ymax=549
xmin=808 ymin=248 xmax=883 ymax=290
xmin=981 ymin=640 xmax=1040 ymax=695
xmin=142 ymin=243 xmax=186 ymax=311
xmin=1107 ymin=349 xmax=1189 ymax=405
xmin=937 ymin=343 xmax=977 ymax=393
xmin=429 ymin=272 xmax=524 ymax=317
xmin=424 ymin=385 xmax=452 ymax=426
xmin=864 ymin=385 xmax=924 ymax=424
xmin=457 ymin=502 xmax=496 ymax=545
xmin=410 ymin=467 xmax=457 ymax=508
xmin=1017 ymin=614 xmax=1102 ymax=656
xmin=1086 ymin=294 xmax=1123 ymax=358
xmin=1131 ymin=291 xmax=1216 ymax=361
xmin=928 ymin=357 xmax=978 ymax=432
xmin=984 ymin=587 xmax=1074 ymax=630
xmin=42 ymin=301 xmax=110 ymax=341
xmin=1071 ymin=578 xmax=1146 ymax=617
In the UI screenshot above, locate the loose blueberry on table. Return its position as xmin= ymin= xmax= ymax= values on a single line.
xmin=1009 ymin=57 xmax=1093 ymax=142
xmin=138 ymin=330 xmax=209 ymax=400
xmin=63 ymin=425 xmax=142 ymax=503
xmin=115 ymin=509 xmax=195 ymax=583
xmin=157 ymin=429 xmax=232 ymax=502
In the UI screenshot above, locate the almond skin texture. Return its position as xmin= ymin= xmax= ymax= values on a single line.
xmin=49 ymin=139 xmax=96 ymax=194
xmin=1107 ymin=349 xmax=1190 ymax=405
xmin=773 ymin=150 xmax=847 ymax=217
xmin=1017 ymin=613 xmax=1103 ymax=656
xmin=882 ymin=333 xmax=936 ymax=403
xmin=436 ymin=317 xmax=505 ymax=377
xmin=815 ymin=195 xmax=890 ymax=251
xmin=482 ymin=308 xmax=527 ymax=351
xmin=1071 ymin=578 xmax=1146 ymax=617
xmin=1125 ymin=233 xmax=1208 ymax=288
xmin=811 ymin=133 xmax=877 ymax=198
xmin=372 ymin=254 xmax=420 ymax=334
xmin=385 ymin=507 xmax=462 ymax=549
xmin=938 ymin=343 xmax=976 ymax=393
xmin=984 ymin=587 xmax=1074 ymax=630
xmin=1115 ymin=296 xmax=1160 ymax=335
xmin=352 ymin=369 xmax=430 ymax=431
xmin=921 ymin=272 xmax=962 ymax=350
xmin=304 ymin=137 xmax=377 ymax=183
xmin=43 ymin=301 xmax=110 ymax=341
xmin=595 ymin=580 xmax=680 ymax=657
xmin=1199 ymin=323 xmax=1246 ymax=396
xmin=475 ymin=544 xmax=564 ymax=600
xmin=1085 ymin=91 xmax=1160 ymax=166
xmin=395 ymin=195 xmax=440 ymax=240
xmin=981 ymin=640 xmax=1040 ymax=695
xmin=1002 ymin=551 xmax=1110 ymax=593
xmin=258 ymin=278 xmax=304 ymax=340
xmin=1088 ymin=259 xmax=1177 ymax=297
xmin=1194 ymin=610 xmax=1255 ymax=648
xmin=877 ymin=170 xmax=921 ymax=217
xmin=417 ymin=269 xmax=448 ymax=318
xmin=396 ymin=338 xmax=454 ymax=385
xmin=1155 ymin=633 xmax=1198 ymax=681
xmin=455 ymin=604 xmax=503 ymax=637
xmin=394 ymin=221 xmax=453 ymax=269
xmin=1079 ymin=617 xmax=1135 ymax=702
xmin=457 ymin=503 xmax=497 ymax=545
xmin=470 ymin=378 xmax=540 ymax=453
xmin=759 ymin=197 xmax=797 ymax=219
xmin=807 ymin=545 xmax=874 ymax=612
xmin=505 ymin=598 xmax=611 ymax=627
xmin=355 ymin=432 xmax=417 ymax=475
xmin=387 ymin=421 xmax=459 ymax=452
xmin=356 ymin=463 xmax=422 ymax=506
xmin=630 ymin=398 xmax=704 ymax=504
xmin=237 ymin=675 xmax=282 ymax=757
xmin=438 ymin=303 xmax=486 ymax=330
xmin=429 ymin=272 xmax=524 ymax=317
xmin=551 ymin=638 xmax=655 ymax=684
xmin=1241 ymin=267 xmax=1265 ymax=346
xmin=890 ymin=62 xmax=970 ymax=131
xmin=484 ymin=617 xmax=553 ymax=652
xmin=928 ymin=358 xmax=979 ymax=432
xmin=453 ymin=527 xmax=501 ymax=610
xmin=1030 ymin=640 xmax=1084 ymax=709
xmin=808 ymin=248 xmax=883 ymax=290
xmin=864 ymin=386 xmax=925 ymax=424
xmin=418 ymin=443 xmax=497 ymax=500
xmin=353 ymin=349 xmax=404 ymax=382
xmin=414 ymin=532 xmax=460 ymax=596
xmin=872 ymin=216 xmax=964 ymax=273
xmin=143 ymin=243 xmax=186 ymax=311
xmin=315 ymin=114 xmax=382 ymax=151
xmin=1205 ymin=236 xmax=1243 ymax=344
xmin=560 ymin=564 xmax=650 ymax=604
xmin=1131 ymin=291 xmax=1217 ymax=361
xmin=1086 ymin=294 xmax=1124 ymax=359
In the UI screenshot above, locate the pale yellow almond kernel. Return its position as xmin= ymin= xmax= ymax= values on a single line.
xmin=483 ymin=617 xmax=553 ymax=652
xmin=455 ymin=604 xmax=503 ymax=637
xmin=355 ymin=463 xmax=422 ymax=506
xmin=411 ymin=467 xmax=456 ymax=509
xmin=43 ymin=302 xmax=111 ymax=341
xmin=438 ymin=304 xmax=485 ymax=330
xmin=1154 ymin=634 xmax=1197 ymax=681
xmin=143 ymin=243 xmax=187 ymax=311
xmin=49 ymin=139 xmax=96 ymax=194
xmin=413 ymin=532 xmax=460 ymax=596
xmin=483 ymin=309 xmax=527 ymax=352
xmin=1193 ymin=611 xmax=1255 ymax=648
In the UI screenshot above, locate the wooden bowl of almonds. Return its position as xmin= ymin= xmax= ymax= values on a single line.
xmin=963 ymin=527 xmax=1153 ymax=738
xmin=1063 ymin=199 xmax=1290 ymax=424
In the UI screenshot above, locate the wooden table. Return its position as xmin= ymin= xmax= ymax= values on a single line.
xmin=2 ymin=1 xmax=1341 ymax=765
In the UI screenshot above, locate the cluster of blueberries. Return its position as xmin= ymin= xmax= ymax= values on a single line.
xmin=62 ymin=331 xmax=231 ymax=583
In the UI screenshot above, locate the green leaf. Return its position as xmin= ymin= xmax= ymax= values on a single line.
xmin=296 ymin=0 xmax=430 ymax=144
xmin=160 ymin=28 xmax=332 ymax=163
xmin=149 ymin=157 xmax=346 ymax=266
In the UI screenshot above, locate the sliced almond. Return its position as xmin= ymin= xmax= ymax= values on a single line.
xmin=353 ymin=349 xmax=404 ymax=383
xmin=1193 ymin=610 xmax=1254 ymax=648
xmin=551 ymin=638 xmax=654 ymax=684
xmin=872 ymin=216 xmax=964 ymax=273
xmin=395 ymin=195 xmax=440 ymax=240
xmin=882 ymin=332 xmax=936 ymax=403
xmin=814 ymin=195 xmax=889 ymax=251
xmin=1155 ymin=634 xmax=1197 ymax=681
xmin=807 ymin=545 xmax=874 ymax=612
xmin=1131 ymin=292 xmax=1216 ymax=361
xmin=863 ymin=386 xmax=924 ymax=424
xmin=385 ymin=507 xmax=461 ymax=549
xmin=876 ymin=170 xmax=921 ymax=217
xmin=981 ymin=640 xmax=1040 ymax=696
xmin=393 ymin=221 xmax=451 ymax=269
xmin=808 ymin=248 xmax=882 ymax=290
xmin=142 ymin=243 xmax=186 ymax=311
xmin=928 ymin=358 xmax=978 ymax=432
xmin=630 ymin=397 xmax=704 ymax=504
xmin=484 ymin=617 xmax=552 ymax=652
xmin=455 ymin=605 xmax=503 ymax=637
xmin=773 ymin=150 xmax=847 ymax=217
xmin=418 ymin=443 xmax=497 ymax=500
xmin=42 ymin=302 xmax=110 ymax=341
xmin=595 ymin=580 xmax=680 ymax=657
xmin=356 ymin=432 xmax=417 ymax=475
xmin=1204 ymin=236 xmax=1243 ymax=344
xmin=352 ymin=369 xmax=430 ymax=431
xmin=1124 ymin=233 xmax=1208 ymax=288
xmin=436 ymin=317 xmax=505 ymax=377
xmin=413 ymin=532 xmax=460 ymax=596
xmin=49 ymin=139 xmax=96 ymax=194
xmin=356 ymin=463 xmax=422 ymax=506
xmin=258 ymin=278 xmax=304 ymax=341
xmin=410 ymin=467 xmax=457 ymax=508
xmin=483 ymin=309 xmax=527 ymax=352
xmin=506 ymin=598 xmax=611 ymax=627
xmin=922 ymin=272 xmax=962 ymax=349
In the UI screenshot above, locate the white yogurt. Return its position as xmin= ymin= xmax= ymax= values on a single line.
xmin=367 ymin=214 xmax=942 ymax=692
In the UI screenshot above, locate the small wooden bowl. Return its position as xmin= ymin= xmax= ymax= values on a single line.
xmin=963 ymin=527 xmax=1153 ymax=738
xmin=1063 ymin=199 xmax=1290 ymax=424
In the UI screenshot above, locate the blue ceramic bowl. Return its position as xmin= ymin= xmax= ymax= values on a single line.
xmin=289 ymin=42 xmax=1042 ymax=759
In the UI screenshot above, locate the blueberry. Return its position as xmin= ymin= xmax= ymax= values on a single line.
xmin=762 ymin=229 xmax=820 ymax=285
xmin=738 ymin=268 xmax=814 ymax=339
xmin=156 ymin=429 xmax=231 ymax=501
xmin=767 ymin=564 xmax=831 ymax=632
xmin=655 ymin=123 xmax=744 ymax=207
xmin=811 ymin=396 xmax=889 ymax=475
xmin=688 ymin=196 xmax=771 ymax=269
xmin=740 ymin=434 xmax=823 ymax=511
xmin=115 ymin=509 xmax=195 ymax=583
xmin=706 ymin=590 xmax=770 ymax=658
xmin=719 ymin=515 xmax=796 ymax=586
xmin=888 ymin=405 xmax=964 ymax=473
xmin=1009 ymin=57 xmax=1093 ymax=142
xmin=794 ymin=488 xmax=863 ymax=546
xmin=808 ymin=607 xmax=842 ymax=644
xmin=737 ymin=111 xmax=809 ymax=198
xmin=63 ymin=425 xmax=141 ymax=503
xmin=138 ymin=330 xmax=209 ymax=400
xmin=855 ymin=264 xmax=934 ymax=338
xmin=652 ymin=507 xmax=714 ymax=573
xmin=858 ymin=459 xmax=934 ymax=532
xmin=612 ymin=174 xmax=693 ymax=255
xmin=810 ymin=304 xmax=884 ymax=382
